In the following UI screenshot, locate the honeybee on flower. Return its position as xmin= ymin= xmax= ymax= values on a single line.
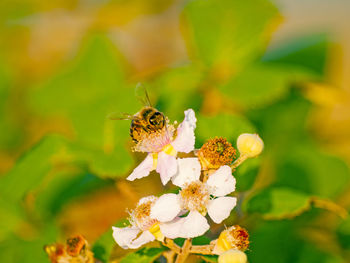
xmin=110 ymin=97 xmax=264 ymax=262
xmin=110 ymin=85 xmax=197 ymax=185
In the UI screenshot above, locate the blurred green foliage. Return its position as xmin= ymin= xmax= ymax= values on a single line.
xmin=0 ymin=0 xmax=349 ymax=262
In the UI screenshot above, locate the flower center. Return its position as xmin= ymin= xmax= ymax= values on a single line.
xmin=133 ymin=125 xmax=175 ymax=153
xmin=198 ymin=137 xmax=236 ymax=170
xmin=132 ymin=198 xmax=159 ymax=231
xmin=180 ymin=181 xmax=210 ymax=213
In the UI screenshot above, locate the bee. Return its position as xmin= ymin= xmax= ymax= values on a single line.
xmin=109 ymin=84 xmax=166 ymax=143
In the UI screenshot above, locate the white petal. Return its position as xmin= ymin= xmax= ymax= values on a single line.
xmin=179 ymin=211 xmax=209 ymax=238
xmin=171 ymin=109 xmax=197 ymax=153
xmin=160 ymin=217 xmax=183 ymax=239
xmin=171 ymin=158 xmax=201 ymax=187
xmin=160 ymin=211 xmax=209 ymax=239
xmin=128 ymin=230 xmax=155 ymax=249
xmin=112 ymin=226 xmax=140 ymax=249
xmin=156 ymin=152 xmax=177 ymax=185
xmin=207 ymin=197 xmax=237 ymax=224
xmin=150 ymin=194 xmax=181 ymax=222
xmin=138 ymin=195 xmax=157 ymax=206
xmin=206 ymin=165 xmax=236 ymax=196
xmin=127 ymin=154 xmax=154 ymax=181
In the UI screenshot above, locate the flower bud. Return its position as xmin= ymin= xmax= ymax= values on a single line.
xmin=237 ymin=133 xmax=263 ymax=158
xmin=198 ymin=137 xmax=236 ymax=170
xmin=213 ymin=225 xmax=249 ymax=255
xmin=218 ymin=249 xmax=247 ymax=263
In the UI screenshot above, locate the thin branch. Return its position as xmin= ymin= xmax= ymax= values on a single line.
xmin=162 ymin=238 xmax=181 ymax=254
xmin=163 ymin=250 xmax=176 ymax=263
xmin=175 ymin=239 xmax=192 ymax=263
xmin=189 ymin=244 xmax=214 ymax=255
xmin=231 ymin=155 xmax=248 ymax=170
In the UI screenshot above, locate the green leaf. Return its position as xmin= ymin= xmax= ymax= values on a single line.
xmin=120 ymin=247 xmax=166 ymax=263
xmin=0 ymin=61 xmax=22 ymax=152
xmin=247 ymin=221 xmax=302 ymax=263
xmin=67 ymin=141 xmax=133 ymax=177
xmin=92 ymin=229 xmax=114 ymax=263
xmin=92 ymin=219 xmax=130 ymax=263
xmin=262 ymin=33 xmax=329 ymax=76
xmin=295 ymin=243 xmax=343 ymax=263
xmin=244 ymin=187 xmax=311 ymax=219
xmin=219 ymin=63 xmax=314 ymax=109
xmin=201 ymin=255 xmax=218 ymax=263
xmin=29 ymin=34 xmax=136 ymax=177
xmin=275 ymin=142 xmax=350 ymax=199
xmin=336 ymin=216 xmax=350 ymax=250
xmin=235 ymin=157 xmax=261 ymax=192
xmin=0 ymin=196 xmax=24 ymax=241
xmin=183 ymin=0 xmax=279 ymax=72
xmin=248 ymin=90 xmax=350 ymax=198
xmin=247 ymin=89 xmax=312 ymax=153
xmin=0 ymin=134 xmax=122 ymax=221
xmin=35 ymin=171 xmax=110 ymax=218
xmin=192 ymin=235 xmax=211 ymax=245
xmin=196 ymin=113 xmax=255 ymax=147
xmin=0 ymin=224 xmax=59 ymax=263
xmin=154 ymin=65 xmax=203 ymax=121
xmin=0 ymin=135 xmax=67 ymax=202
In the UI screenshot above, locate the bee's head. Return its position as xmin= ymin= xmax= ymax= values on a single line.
xmin=148 ymin=111 xmax=165 ymax=130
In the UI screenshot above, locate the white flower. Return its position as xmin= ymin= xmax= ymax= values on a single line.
xmin=127 ymin=109 xmax=197 ymax=185
xmin=150 ymin=158 xmax=237 ymax=238
xmin=112 ymin=196 xmax=164 ymax=249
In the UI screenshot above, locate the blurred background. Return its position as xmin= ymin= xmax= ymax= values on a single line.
xmin=0 ymin=0 xmax=350 ymax=262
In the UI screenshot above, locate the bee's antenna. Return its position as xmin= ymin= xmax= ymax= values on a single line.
xmin=107 ymin=112 xmax=135 ymax=120
xmin=135 ymin=83 xmax=152 ymax=107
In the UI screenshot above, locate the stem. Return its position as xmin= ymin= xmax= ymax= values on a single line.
xmin=311 ymin=197 xmax=348 ymax=219
xmin=175 ymin=239 xmax=192 ymax=263
xmin=189 ymin=244 xmax=214 ymax=255
xmin=163 ymin=250 xmax=176 ymax=263
xmin=231 ymin=155 xmax=248 ymax=170
xmin=162 ymin=238 xmax=181 ymax=254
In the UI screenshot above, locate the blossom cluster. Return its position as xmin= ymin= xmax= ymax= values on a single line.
xmin=112 ymin=108 xmax=264 ymax=262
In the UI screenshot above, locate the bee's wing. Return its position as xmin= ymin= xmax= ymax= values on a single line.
xmin=107 ymin=112 xmax=136 ymax=120
xmin=135 ymin=83 xmax=152 ymax=107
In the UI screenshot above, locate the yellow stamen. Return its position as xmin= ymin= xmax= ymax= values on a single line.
xmin=162 ymin=144 xmax=177 ymax=156
xmin=149 ymin=223 xmax=164 ymax=241
xmin=152 ymin=153 xmax=158 ymax=170
xmin=217 ymin=231 xmax=232 ymax=253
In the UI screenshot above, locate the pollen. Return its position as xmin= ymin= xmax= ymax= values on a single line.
xmin=180 ymin=181 xmax=210 ymax=212
xmin=132 ymin=196 xmax=159 ymax=231
xmin=198 ymin=137 xmax=236 ymax=170
xmin=133 ymin=125 xmax=175 ymax=153
xmin=224 ymin=225 xmax=249 ymax=251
